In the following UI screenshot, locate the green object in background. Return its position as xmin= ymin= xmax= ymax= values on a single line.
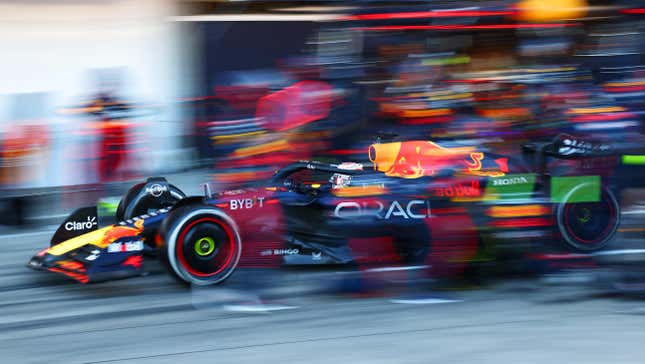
xmin=421 ymin=55 xmax=470 ymax=66
xmin=98 ymin=197 xmax=120 ymax=217
xmin=484 ymin=174 xmax=537 ymax=200
xmin=550 ymin=176 xmax=600 ymax=203
xmin=622 ymin=155 xmax=645 ymax=165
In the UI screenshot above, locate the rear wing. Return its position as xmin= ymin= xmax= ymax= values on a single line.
xmin=522 ymin=134 xmax=614 ymax=172
xmin=523 ymin=134 xmax=613 ymax=159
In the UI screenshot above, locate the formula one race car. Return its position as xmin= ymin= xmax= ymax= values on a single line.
xmin=28 ymin=134 xmax=626 ymax=285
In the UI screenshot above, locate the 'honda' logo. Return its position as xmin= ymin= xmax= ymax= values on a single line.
xmin=492 ymin=176 xmax=528 ymax=186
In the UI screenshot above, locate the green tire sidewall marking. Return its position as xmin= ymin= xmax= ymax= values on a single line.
xmin=577 ymin=207 xmax=592 ymax=223
xmin=194 ymin=237 xmax=216 ymax=256
xmin=422 ymin=55 xmax=470 ymax=66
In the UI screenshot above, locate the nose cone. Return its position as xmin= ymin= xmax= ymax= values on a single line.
xmin=27 ymin=255 xmax=44 ymax=270
xmin=27 ymin=248 xmax=63 ymax=270
xmin=27 ymin=247 xmax=90 ymax=283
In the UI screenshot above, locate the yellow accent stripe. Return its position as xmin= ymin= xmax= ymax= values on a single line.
xmin=333 ymin=185 xmax=387 ymax=197
xmin=618 ymin=227 xmax=645 ymax=233
xmin=216 ymin=171 xmax=260 ymax=183
xmin=525 ymin=67 xmax=576 ymax=73
xmin=233 ymin=139 xmax=289 ymax=157
xmin=401 ymin=108 xmax=453 ymax=118
xmin=478 ymin=108 xmax=530 ymax=118
xmin=284 ymin=130 xmax=331 ymax=140
xmin=487 ymin=205 xmax=550 ymax=218
xmin=605 ymin=81 xmax=645 ymax=87
xmin=567 ymin=106 xmax=625 ymax=114
xmin=427 ymin=92 xmax=472 ymax=101
xmin=48 ymin=227 xmax=111 ymax=256
xmin=211 ymin=131 xmax=266 ymax=141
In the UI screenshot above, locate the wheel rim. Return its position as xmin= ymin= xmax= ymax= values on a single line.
xmin=194 ymin=237 xmax=216 ymax=256
xmin=176 ymin=217 xmax=236 ymax=277
xmin=563 ymin=192 xmax=617 ymax=246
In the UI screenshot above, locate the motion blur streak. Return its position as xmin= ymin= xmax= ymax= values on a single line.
xmin=1 ymin=0 xmax=645 ymax=363
xmin=341 ymin=10 xmax=516 ymax=21
xmin=486 ymin=205 xmax=551 ymax=218
xmin=620 ymin=8 xmax=645 ymax=14
xmin=359 ymin=24 xmax=578 ymax=31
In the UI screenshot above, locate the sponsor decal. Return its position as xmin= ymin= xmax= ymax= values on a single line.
xmin=229 ymin=197 xmax=265 ymax=210
xmin=330 ymin=173 xmax=351 ymax=189
xmin=85 ymin=249 xmax=101 ymax=261
xmin=145 ymin=183 xmax=167 ymax=197
xmin=335 ymin=162 xmax=363 ymax=171
xmin=558 ymin=138 xmax=610 ymax=156
xmin=222 ymin=189 xmax=246 ymax=196
xmin=107 ymin=240 xmax=144 ymax=253
xmin=260 ymin=248 xmax=299 ymax=256
xmin=465 ymin=152 xmax=506 ymax=177
xmin=492 ymin=176 xmax=529 ymax=186
xmin=65 ymin=216 xmax=98 ymax=231
xmin=484 ymin=174 xmax=536 ymax=200
xmin=432 ymin=180 xmax=481 ymax=197
xmin=334 ymin=199 xmax=431 ymax=219
xmin=369 ymin=141 xmax=505 ymax=179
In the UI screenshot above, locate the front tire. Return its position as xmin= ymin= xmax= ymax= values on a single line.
xmin=160 ymin=206 xmax=242 ymax=285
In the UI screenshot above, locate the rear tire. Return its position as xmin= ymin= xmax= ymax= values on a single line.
xmin=556 ymin=185 xmax=620 ymax=251
xmin=159 ymin=205 xmax=241 ymax=285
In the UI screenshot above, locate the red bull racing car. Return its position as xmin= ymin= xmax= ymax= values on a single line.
xmin=28 ymin=135 xmax=624 ymax=285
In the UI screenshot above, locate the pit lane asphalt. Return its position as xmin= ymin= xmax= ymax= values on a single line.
xmin=2 ymin=229 xmax=645 ymax=364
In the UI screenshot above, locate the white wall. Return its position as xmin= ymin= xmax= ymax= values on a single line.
xmin=0 ymin=0 xmax=190 ymax=184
